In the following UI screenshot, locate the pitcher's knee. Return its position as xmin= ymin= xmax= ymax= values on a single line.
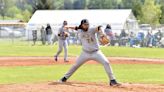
xmin=102 ymin=61 xmax=109 ymax=65
xmin=72 ymin=64 xmax=79 ymax=69
xmin=58 ymin=49 xmax=63 ymax=53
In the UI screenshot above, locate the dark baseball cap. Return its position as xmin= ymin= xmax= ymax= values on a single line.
xmin=63 ymin=20 xmax=68 ymax=25
xmin=81 ymin=19 xmax=89 ymax=25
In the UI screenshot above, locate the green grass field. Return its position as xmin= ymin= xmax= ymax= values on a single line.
xmin=0 ymin=64 xmax=164 ymax=84
xmin=0 ymin=43 xmax=164 ymax=59
xmin=0 ymin=41 xmax=164 ymax=85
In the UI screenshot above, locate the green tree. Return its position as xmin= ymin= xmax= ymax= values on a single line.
xmin=139 ymin=0 xmax=161 ymax=25
xmin=7 ymin=6 xmax=21 ymax=18
xmin=31 ymin=0 xmax=55 ymax=12
xmin=16 ymin=0 xmax=26 ymax=10
xmin=15 ymin=13 xmax=23 ymax=20
xmin=22 ymin=9 xmax=32 ymax=22
xmin=24 ymin=4 xmax=33 ymax=12
xmin=53 ymin=0 xmax=64 ymax=9
xmin=112 ymin=0 xmax=120 ymax=9
xmin=158 ymin=0 xmax=164 ymax=24
xmin=64 ymin=0 xmax=73 ymax=9
xmin=121 ymin=0 xmax=143 ymax=18
xmin=73 ymin=0 xmax=86 ymax=9
xmin=121 ymin=0 xmax=144 ymax=8
xmin=87 ymin=0 xmax=100 ymax=9
xmin=87 ymin=0 xmax=115 ymax=9
xmin=0 ymin=0 xmax=16 ymax=19
xmin=132 ymin=0 xmax=143 ymax=20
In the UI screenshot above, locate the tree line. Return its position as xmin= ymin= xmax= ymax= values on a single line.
xmin=0 ymin=0 xmax=164 ymax=26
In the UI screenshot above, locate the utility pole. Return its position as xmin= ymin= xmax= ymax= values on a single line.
xmin=0 ymin=0 xmax=4 ymax=38
xmin=0 ymin=0 xmax=5 ymax=20
xmin=0 ymin=0 xmax=5 ymax=37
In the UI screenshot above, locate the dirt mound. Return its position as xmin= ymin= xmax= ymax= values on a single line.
xmin=0 ymin=82 xmax=164 ymax=92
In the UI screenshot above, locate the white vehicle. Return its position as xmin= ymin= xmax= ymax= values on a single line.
xmin=140 ymin=24 xmax=152 ymax=31
xmin=0 ymin=27 xmax=23 ymax=38
xmin=139 ymin=24 xmax=152 ymax=35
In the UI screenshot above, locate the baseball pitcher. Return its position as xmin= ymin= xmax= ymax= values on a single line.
xmin=58 ymin=19 xmax=120 ymax=86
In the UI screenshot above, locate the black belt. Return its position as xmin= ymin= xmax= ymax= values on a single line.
xmin=83 ymin=49 xmax=99 ymax=54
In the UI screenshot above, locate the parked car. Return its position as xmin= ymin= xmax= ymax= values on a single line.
xmin=139 ymin=24 xmax=152 ymax=35
xmin=14 ymin=27 xmax=26 ymax=36
xmin=0 ymin=27 xmax=23 ymax=38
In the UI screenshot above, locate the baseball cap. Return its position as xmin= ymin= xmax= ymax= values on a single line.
xmin=81 ymin=19 xmax=89 ymax=25
xmin=63 ymin=21 xmax=68 ymax=25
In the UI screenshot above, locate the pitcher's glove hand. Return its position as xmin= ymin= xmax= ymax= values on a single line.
xmin=99 ymin=35 xmax=110 ymax=45
xmin=58 ymin=32 xmax=68 ymax=37
xmin=64 ymin=31 xmax=68 ymax=37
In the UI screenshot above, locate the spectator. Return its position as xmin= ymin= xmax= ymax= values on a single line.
xmin=104 ymin=24 xmax=113 ymax=38
xmin=146 ymin=31 xmax=153 ymax=47
xmin=113 ymin=33 xmax=120 ymax=46
xmin=120 ymin=29 xmax=127 ymax=38
xmin=137 ymin=32 xmax=145 ymax=47
xmin=40 ymin=26 xmax=46 ymax=45
xmin=129 ymin=32 xmax=135 ymax=47
xmin=155 ymin=30 xmax=163 ymax=42
xmin=114 ymin=33 xmax=120 ymax=40
xmin=46 ymin=23 xmax=53 ymax=45
xmin=152 ymin=30 xmax=162 ymax=47
xmin=32 ymin=30 xmax=37 ymax=46
xmin=120 ymin=29 xmax=127 ymax=46
xmin=69 ymin=30 xmax=77 ymax=45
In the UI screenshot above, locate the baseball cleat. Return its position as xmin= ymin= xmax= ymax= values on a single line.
xmin=110 ymin=80 xmax=121 ymax=86
xmin=58 ymin=77 xmax=67 ymax=83
xmin=54 ymin=56 xmax=58 ymax=62
xmin=64 ymin=60 xmax=69 ymax=62
xmin=64 ymin=59 xmax=69 ymax=62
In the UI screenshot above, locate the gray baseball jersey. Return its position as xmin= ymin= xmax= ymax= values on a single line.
xmin=63 ymin=27 xmax=116 ymax=82
xmin=55 ymin=27 xmax=68 ymax=61
xmin=78 ymin=28 xmax=99 ymax=52
xmin=58 ymin=27 xmax=68 ymax=40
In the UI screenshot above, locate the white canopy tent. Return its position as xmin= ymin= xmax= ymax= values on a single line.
xmin=28 ymin=9 xmax=137 ymax=27
xmin=27 ymin=9 xmax=138 ymax=39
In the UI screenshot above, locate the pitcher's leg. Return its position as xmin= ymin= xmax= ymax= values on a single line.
xmin=54 ymin=40 xmax=63 ymax=61
xmin=60 ymin=52 xmax=89 ymax=82
xmin=64 ymin=54 xmax=88 ymax=79
xmin=93 ymin=51 xmax=115 ymax=80
xmin=63 ymin=40 xmax=68 ymax=62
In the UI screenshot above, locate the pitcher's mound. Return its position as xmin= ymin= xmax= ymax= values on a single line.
xmin=0 ymin=81 xmax=164 ymax=92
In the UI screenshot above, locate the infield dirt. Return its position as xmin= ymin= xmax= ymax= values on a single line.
xmin=0 ymin=57 xmax=164 ymax=92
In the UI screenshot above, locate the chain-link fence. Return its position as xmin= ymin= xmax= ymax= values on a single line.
xmin=0 ymin=24 xmax=164 ymax=48
xmin=0 ymin=25 xmax=29 ymax=46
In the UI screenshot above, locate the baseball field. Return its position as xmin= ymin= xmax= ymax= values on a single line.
xmin=0 ymin=44 xmax=164 ymax=92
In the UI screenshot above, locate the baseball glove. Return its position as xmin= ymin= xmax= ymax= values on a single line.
xmin=64 ymin=31 xmax=69 ymax=37
xmin=58 ymin=31 xmax=68 ymax=37
xmin=99 ymin=35 xmax=110 ymax=45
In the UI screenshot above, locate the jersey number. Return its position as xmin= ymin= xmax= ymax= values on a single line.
xmin=86 ymin=37 xmax=94 ymax=43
